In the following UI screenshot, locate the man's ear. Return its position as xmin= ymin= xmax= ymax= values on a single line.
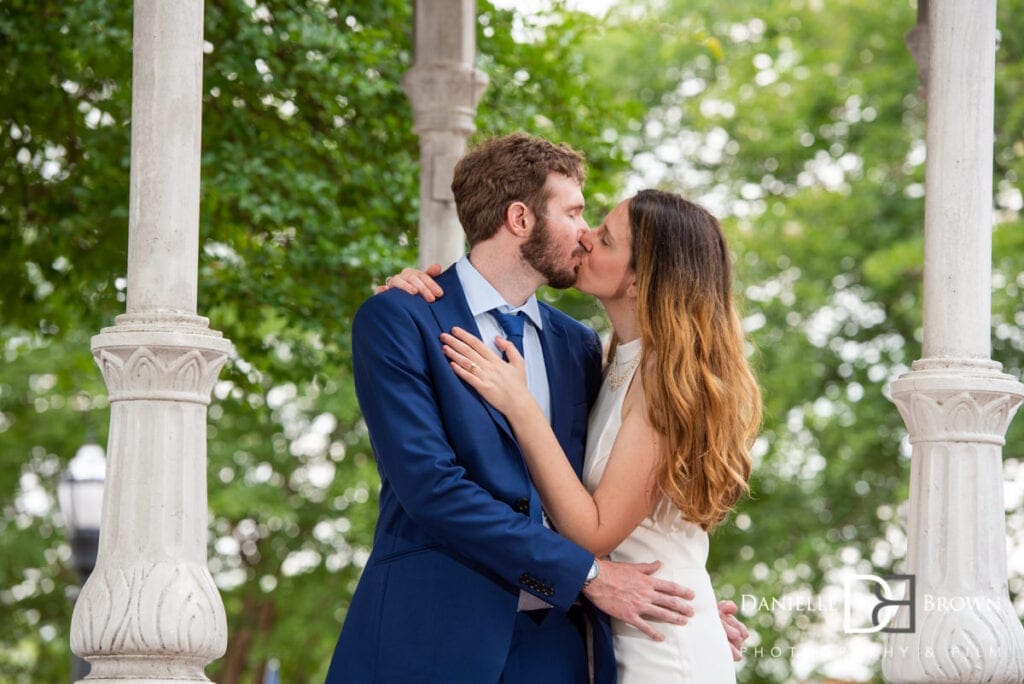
xmin=504 ymin=201 xmax=531 ymax=237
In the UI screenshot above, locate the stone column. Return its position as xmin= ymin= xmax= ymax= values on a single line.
xmin=402 ymin=0 xmax=488 ymax=268
xmin=882 ymin=1 xmax=1024 ymax=681
xmin=69 ymin=2 xmax=230 ymax=682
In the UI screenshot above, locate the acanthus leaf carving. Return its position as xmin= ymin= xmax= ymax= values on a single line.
xmin=93 ymin=344 xmax=228 ymax=405
xmin=893 ymin=385 xmax=1023 ymax=446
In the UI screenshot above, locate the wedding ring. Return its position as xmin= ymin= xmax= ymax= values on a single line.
xmin=469 ymin=362 xmax=480 ymax=374
xmin=385 ymin=276 xmax=393 ymax=286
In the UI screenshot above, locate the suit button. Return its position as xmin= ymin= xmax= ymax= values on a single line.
xmin=513 ymin=498 xmax=530 ymax=514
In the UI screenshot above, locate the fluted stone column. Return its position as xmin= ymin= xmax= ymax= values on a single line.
xmin=402 ymin=0 xmax=488 ymax=268
xmin=882 ymin=1 xmax=1024 ymax=681
xmin=70 ymin=1 xmax=229 ymax=681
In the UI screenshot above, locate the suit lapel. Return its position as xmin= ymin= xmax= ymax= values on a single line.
xmin=429 ymin=267 xmax=517 ymax=444
xmin=537 ymin=305 xmax=582 ymax=478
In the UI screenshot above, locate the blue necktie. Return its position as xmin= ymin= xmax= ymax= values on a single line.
xmin=490 ymin=309 xmax=526 ymax=358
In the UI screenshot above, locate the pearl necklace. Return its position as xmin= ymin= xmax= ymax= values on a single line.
xmin=607 ymin=353 xmax=641 ymax=391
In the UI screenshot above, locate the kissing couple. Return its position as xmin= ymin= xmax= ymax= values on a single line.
xmin=327 ymin=132 xmax=762 ymax=683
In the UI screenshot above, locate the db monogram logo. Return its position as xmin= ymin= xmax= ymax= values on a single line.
xmin=843 ymin=574 xmax=915 ymax=634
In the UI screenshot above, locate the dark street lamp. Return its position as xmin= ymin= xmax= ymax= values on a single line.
xmin=57 ymin=442 xmax=106 ymax=682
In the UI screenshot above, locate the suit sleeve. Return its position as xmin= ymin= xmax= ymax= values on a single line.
xmin=352 ymin=294 xmax=594 ymax=610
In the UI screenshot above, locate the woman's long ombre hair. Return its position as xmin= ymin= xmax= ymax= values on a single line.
xmin=627 ymin=189 xmax=761 ymax=531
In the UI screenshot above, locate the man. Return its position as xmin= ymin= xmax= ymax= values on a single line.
xmin=327 ymin=133 xmax=743 ymax=683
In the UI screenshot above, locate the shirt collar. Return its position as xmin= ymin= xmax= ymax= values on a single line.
xmin=455 ymin=255 xmax=544 ymax=330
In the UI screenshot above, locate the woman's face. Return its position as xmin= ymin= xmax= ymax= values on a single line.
xmin=575 ymin=199 xmax=636 ymax=301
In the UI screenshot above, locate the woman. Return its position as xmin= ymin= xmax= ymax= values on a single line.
xmin=394 ymin=190 xmax=760 ymax=682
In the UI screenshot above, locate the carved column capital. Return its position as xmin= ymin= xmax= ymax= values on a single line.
xmin=891 ymin=367 xmax=1024 ymax=447
xmin=402 ymin=63 xmax=489 ymax=135
xmin=91 ymin=323 xmax=231 ymax=406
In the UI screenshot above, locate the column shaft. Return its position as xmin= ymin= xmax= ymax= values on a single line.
xmin=921 ymin=0 xmax=994 ymax=361
xmin=126 ymin=0 xmax=204 ymax=315
xmin=403 ymin=0 xmax=488 ymax=268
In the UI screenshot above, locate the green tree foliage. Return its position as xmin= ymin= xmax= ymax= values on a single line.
xmin=2 ymin=0 xmax=1023 ymax=682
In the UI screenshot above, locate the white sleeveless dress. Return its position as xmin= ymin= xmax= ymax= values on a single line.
xmin=582 ymin=339 xmax=736 ymax=683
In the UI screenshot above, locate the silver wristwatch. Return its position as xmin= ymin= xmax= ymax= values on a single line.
xmin=583 ymin=560 xmax=600 ymax=589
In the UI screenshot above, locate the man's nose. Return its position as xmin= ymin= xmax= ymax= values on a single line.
xmin=578 ymin=229 xmax=593 ymax=253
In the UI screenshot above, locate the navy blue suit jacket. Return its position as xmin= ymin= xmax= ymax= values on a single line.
xmin=327 ymin=266 xmax=613 ymax=682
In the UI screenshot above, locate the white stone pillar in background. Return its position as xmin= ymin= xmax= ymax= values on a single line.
xmin=883 ymin=1 xmax=1024 ymax=681
xmin=70 ymin=1 xmax=230 ymax=682
xmin=402 ymin=0 xmax=488 ymax=269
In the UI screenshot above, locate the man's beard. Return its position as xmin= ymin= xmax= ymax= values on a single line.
xmin=520 ymin=214 xmax=578 ymax=289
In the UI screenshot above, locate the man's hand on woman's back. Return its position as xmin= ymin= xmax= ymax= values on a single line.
xmin=582 ymin=559 xmax=695 ymax=642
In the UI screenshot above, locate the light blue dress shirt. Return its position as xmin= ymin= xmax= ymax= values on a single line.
xmin=454 ymin=255 xmax=551 ymax=424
